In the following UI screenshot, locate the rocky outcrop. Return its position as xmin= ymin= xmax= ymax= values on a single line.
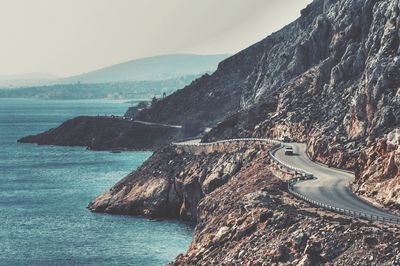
xmin=354 ymin=128 xmax=400 ymax=212
xmin=18 ymin=116 xmax=181 ymax=151
xmin=89 ymin=143 xmax=261 ymax=221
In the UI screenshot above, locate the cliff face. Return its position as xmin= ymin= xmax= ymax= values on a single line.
xmin=202 ymin=0 xmax=400 ymax=209
xmin=355 ymin=128 xmax=400 ymax=211
xmin=171 ymin=160 xmax=400 ymax=266
xmin=89 ymin=143 xmax=263 ymax=221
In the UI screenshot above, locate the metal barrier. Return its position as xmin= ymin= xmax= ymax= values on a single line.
xmin=287 ymin=177 xmax=400 ymax=224
xmin=173 ymin=138 xmax=400 ymax=225
xmin=173 ymin=138 xmax=280 ymax=147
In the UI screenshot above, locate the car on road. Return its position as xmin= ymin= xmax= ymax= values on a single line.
xmin=284 ymin=146 xmax=294 ymax=155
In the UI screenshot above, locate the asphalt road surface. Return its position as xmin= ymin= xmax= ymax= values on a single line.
xmin=275 ymin=143 xmax=399 ymax=220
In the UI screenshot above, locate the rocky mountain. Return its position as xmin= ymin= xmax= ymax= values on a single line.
xmin=59 ymin=54 xmax=230 ymax=84
xmin=1 ymin=54 xmax=230 ymax=100
xmin=203 ymin=0 xmax=400 ymax=211
xmin=134 ymin=1 xmax=331 ymax=126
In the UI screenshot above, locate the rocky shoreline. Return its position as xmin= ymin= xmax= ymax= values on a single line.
xmin=89 ymin=141 xmax=400 ymax=265
xmin=88 ymin=142 xmax=257 ymax=221
xmin=18 ymin=116 xmax=182 ymax=151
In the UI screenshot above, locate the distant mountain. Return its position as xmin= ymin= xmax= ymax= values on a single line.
xmin=59 ymin=54 xmax=231 ymax=84
xmin=0 ymin=73 xmax=58 ymax=88
xmin=0 ymin=54 xmax=230 ymax=89
xmin=0 ymin=76 xmax=199 ymax=100
xmin=0 ymin=54 xmax=231 ymax=99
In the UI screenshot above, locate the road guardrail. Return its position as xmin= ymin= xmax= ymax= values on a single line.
xmin=173 ymin=138 xmax=400 ymax=224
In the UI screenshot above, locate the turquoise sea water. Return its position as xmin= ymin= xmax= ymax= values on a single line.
xmin=0 ymin=98 xmax=192 ymax=265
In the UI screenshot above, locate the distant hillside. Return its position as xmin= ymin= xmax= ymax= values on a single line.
xmin=0 ymin=54 xmax=230 ymax=100
xmin=0 ymin=76 xmax=199 ymax=100
xmin=59 ymin=54 xmax=230 ymax=84
xmin=0 ymin=54 xmax=229 ymax=89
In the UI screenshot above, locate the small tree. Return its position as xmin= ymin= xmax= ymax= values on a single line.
xmin=151 ymin=96 xmax=158 ymax=107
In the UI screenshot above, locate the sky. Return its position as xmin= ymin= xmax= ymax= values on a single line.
xmin=0 ymin=0 xmax=313 ymax=77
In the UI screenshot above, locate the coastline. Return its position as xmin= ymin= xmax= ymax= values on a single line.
xmin=18 ymin=116 xmax=182 ymax=151
xmin=88 ymin=140 xmax=400 ymax=265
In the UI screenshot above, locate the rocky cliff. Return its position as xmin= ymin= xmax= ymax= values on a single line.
xmin=171 ymin=159 xmax=400 ymax=265
xmin=89 ymin=142 xmax=262 ymax=220
xmin=134 ymin=0 xmax=332 ymax=127
xmin=355 ymin=128 xmax=400 ymax=212
xmin=90 ymin=141 xmax=400 ymax=265
xmin=200 ymin=0 xmax=400 ymax=211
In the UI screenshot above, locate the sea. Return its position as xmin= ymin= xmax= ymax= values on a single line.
xmin=0 ymin=98 xmax=192 ymax=266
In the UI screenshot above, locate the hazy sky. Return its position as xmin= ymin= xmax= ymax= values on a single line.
xmin=0 ymin=0 xmax=313 ymax=77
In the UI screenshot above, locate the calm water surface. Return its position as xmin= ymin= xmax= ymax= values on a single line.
xmin=0 ymin=98 xmax=192 ymax=265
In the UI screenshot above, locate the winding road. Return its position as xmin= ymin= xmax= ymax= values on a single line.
xmin=105 ymin=115 xmax=182 ymax=129
xmin=174 ymin=138 xmax=400 ymax=223
xmin=133 ymin=119 xmax=182 ymax=129
xmin=274 ymin=142 xmax=399 ymax=221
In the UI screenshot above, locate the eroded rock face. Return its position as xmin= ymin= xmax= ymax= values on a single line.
xmin=88 ymin=145 xmax=260 ymax=221
xmin=355 ymin=128 xmax=400 ymax=211
xmin=169 ymin=150 xmax=400 ymax=265
xmin=89 ymin=140 xmax=400 ymax=264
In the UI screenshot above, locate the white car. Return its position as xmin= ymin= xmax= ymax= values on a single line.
xmin=284 ymin=146 xmax=294 ymax=155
